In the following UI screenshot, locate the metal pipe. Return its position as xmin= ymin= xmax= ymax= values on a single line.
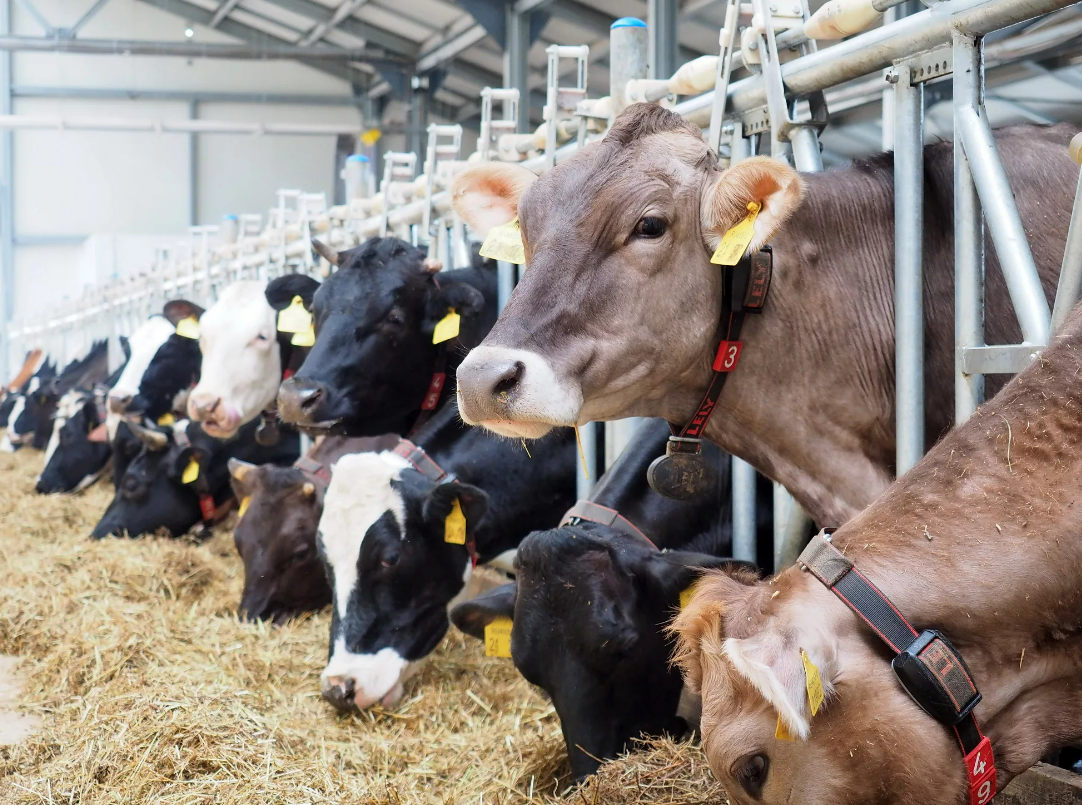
xmin=610 ymin=17 xmax=649 ymax=115
xmin=576 ymin=421 xmax=598 ymax=498
xmin=956 ymin=105 xmax=1050 ymax=345
xmin=648 ymin=0 xmax=678 ymax=81
xmin=731 ymin=457 xmax=757 ymax=563
xmin=497 ymin=261 xmax=516 ymax=312
xmin=954 ymin=32 xmax=986 ymax=423
xmin=0 ymin=0 xmax=10 ymax=383
xmin=789 ymin=126 xmax=824 ymax=171
xmin=0 ymin=114 xmax=361 ymax=135
xmin=1051 ymin=140 xmax=1082 ymax=336
xmin=893 ymin=64 xmax=925 ymax=475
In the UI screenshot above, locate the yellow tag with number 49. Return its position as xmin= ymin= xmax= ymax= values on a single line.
xmin=479 ymin=218 xmax=526 ymax=264
xmin=484 ymin=616 xmax=513 ymax=658
xmin=182 ymin=457 xmax=200 ymax=484
xmin=432 ymin=310 xmax=461 ymax=345
xmin=444 ymin=498 xmax=466 ymax=545
xmin=711 ymin=201 xmax=761 ymax=266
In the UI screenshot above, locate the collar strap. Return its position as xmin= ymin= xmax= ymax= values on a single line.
xmin=407 ymin=342 xmax=449 ymax=438
xmin=294 ymin=453 xmax=332 ymax=488
xmin=559 ymin=500 xmax=658 ymax=550
xmin=798 ymin=530 xmax=997 ymax=805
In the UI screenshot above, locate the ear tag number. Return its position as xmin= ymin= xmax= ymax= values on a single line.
xmin=238 ymin=496 xmax=250 ymax=520
xmin=444 ymin=498 xmax=467 ymax=545
xmin=432 ymin=309 xmax=461 ymax=345
xmin=291 ymin=323 xmax=316 ymax=347
xmin=711 ymin=201 xmax=761 ymax=266
xmin=175 ymin=316 xmax=200 ymax=340
xmin=182 ymin=457 xmax=200 ymax=485
xmin=802 ymin=649 xmax=824 ymax=716
xmin=680 ymin=584 xmax=697 ymax=609
xmin=277 ymin=296 xmax=313 ymax=334
xmin=156 ymin=412 xmax=176 ymax=427
xmin=775 ymin=714 xmax=796 ymax=741
xmin=484 ymin=616 xmax=513 ymax=658
xmin=479 ymin=217 xmax=526 ymax=265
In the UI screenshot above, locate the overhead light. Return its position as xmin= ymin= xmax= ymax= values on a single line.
xmin=184 ymin=25 xmax=195 ymax=38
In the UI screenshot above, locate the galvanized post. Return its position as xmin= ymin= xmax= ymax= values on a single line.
xmin=1051 ymin=134 xmax=1082 ymax=337
xmin=953 ymin=32 xmax=985 ymax=422
xmin=648 ymin=0 xmax=677 ymax=81
xmin=610 ymin=17 xmax=649 ymax=116
xmin=893 ymin=63 xmax=924 ymax=474
xmin=0 ymin=0 xmax=11 ymax=381
xmin=731 ymin=457 xmax=757 ymax=563
xmin=504 ymin=7 xmax=532 ymax=133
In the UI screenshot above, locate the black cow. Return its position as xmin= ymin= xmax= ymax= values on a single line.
xmin=4 ymin=358 xmax=57 ymax=451
xmin=451 ymin=419 xmax=772 ymax=780
xmin=274 ymin=237 xmax=497 ymax=436
xmin=19 ymin=341 xmax=110 ymax=451
xmin=317 ymin=401 xmax=575 ymax=712
xmin=91 ymin=418 xmax=300 ymax=539
xmin=128 ymin=332 xmax=202 ymax=424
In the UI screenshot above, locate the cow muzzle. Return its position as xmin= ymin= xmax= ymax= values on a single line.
xmin=108 ymin=394 xmax=132 ymax=415
xmin=320 ymin=674 xmax=405 ymax=712
xmin=277 ymin=376 xmax=336 ymax=429
xmin=456 ymin=346 xmax=583 ymax=438
xmin=187 ymin=393 xmax=240 ymax=436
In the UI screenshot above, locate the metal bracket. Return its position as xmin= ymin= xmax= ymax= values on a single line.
xmin=544 ymin=44 xmax=589 ymax=169
xmin=960 ymin=344 xmax=1043 ymax=375
xmin=887 ymin=45 xmax=953 ymax=85
xmin=422 ymin=124 xmax=464 ymax=263
xmin=479 ymin=88 xmax=520 ymax=162
xmin=380 ymin=152 xmax=418 ymax=238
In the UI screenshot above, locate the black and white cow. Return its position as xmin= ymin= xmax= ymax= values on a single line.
xmin=451 ymin=419 xmax=770 ymax=780
xmin=12 ymin=342 xmax=109 ymax=452
xmin=2 ymin=358 xmax=57 ymax=452
xmin=91 ymin=417 xmax=300 ymax=539
xmin=276 ymin=238 xmax=497 ymax=436
xmin=317 ymin=401 xmax=575 ymax=712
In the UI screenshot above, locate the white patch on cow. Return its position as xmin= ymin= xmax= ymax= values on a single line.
xmin=321 ymin=639 xmax=418 ymax=709
xmin=319 ymin=451 xmax=411 ymax=619
xmin=106 ymin=315 xmax=175 ymax=440
xmin=2 ymin=396 xmax=27 ymax=449
xmin=42 ymin=390 xmax=85 ymax=471
xmin=187 ymin=280 xmax=280 ymax=438
xmin=457 ymin=346 xmax=583 ymax=438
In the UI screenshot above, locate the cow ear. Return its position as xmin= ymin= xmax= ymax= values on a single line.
xmin=451 ymin=163 xmax=537 ymax=238
xmin=450 ymin=582 xmax=516 ymax=641
xmin=423 ymin=281 xmax=486 ymax=335
xmin=635 ymin=551 xmax=759 ymax=599
xmin=423 ymin=480 xmax=489 ymax=536
xmin=228 ymin=458 xmax=260 ymax=499
xmin=702 ymin=157 xmax=805 ymax=258
xmin=265 ymin=274 xmax=321 ymax=312
xmin=163 ymin=299 xmax=206 ymax=326
xmin=119 ymin=335 xmax=131 ymax=361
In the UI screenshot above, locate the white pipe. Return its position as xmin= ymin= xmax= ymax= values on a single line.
xmin=0 ymin=114 xmax=360 ymax=136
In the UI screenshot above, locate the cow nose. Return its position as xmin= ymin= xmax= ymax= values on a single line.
xmin=188 ymin=395 xmax=221 ymax=420
xmin=108 ymin=394 xmax=132 ymax=414
xmin=321 ymin=676 xmax=357 ymax=712
xmin=464 ymin=358 xmax=525 ymax=405
xmin=277 ymin=377 xmax=326 ymax=426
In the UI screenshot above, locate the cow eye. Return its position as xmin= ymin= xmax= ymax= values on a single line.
xmin=254 ymin=333 xmax=270 ymax=343
xmin=634 ymin=217 xmax=666 ymax=238
xmin=734 ymin=754 xmax=769 ymax=799
xmin=386 ymin=309 xmax=405 ymax=327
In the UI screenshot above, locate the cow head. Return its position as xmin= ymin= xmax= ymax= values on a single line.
xmin=670 ymin=569 xmax=962 ymax=805
xmin=276 ymin=237 xmax=488 ymax=436
xmin=36 ymin=389 xmax=110 ymax=494
xmin=317 ymin=451 xmax=487 ymax=711
xmin=451 ymin=527 xmax=750 ymax=780
xmin=129 ymin=333 xmax=202 ymax=424
xmin=451 ymin=104 xmax=803 ymax=438
xmin=228 ymin=459 xmax=329 ymax=623
xmin=106 ymin=313 xmax=181 ymax=424
xmin=187 ymin=281 xmax=280 ymax=439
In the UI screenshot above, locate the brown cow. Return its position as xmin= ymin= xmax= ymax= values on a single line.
xmin=669 ymin=304 xmax=1082 ymax=805
xmin=228 ymin=434 xmax=395 ymax=623
xmin=451 ymin=104 xmax=1079 ymax=525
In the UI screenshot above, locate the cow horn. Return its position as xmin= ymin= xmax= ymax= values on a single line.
xmin=127 ymin=420 xmax=169 ymax=451
xmin=301 ymin=482 xmax=316 ymax=497
xmin=422 ymin=257 xmax=442 ymax=274
xmin=311 ymin=239 xmax=340 ymax=267
xmin=229 ymin=458 xmax=254 ymax=482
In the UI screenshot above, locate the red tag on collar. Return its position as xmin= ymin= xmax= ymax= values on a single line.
xmin=199 ymin=495 xmax=216 ymax=523
xmin=965 ymin=737 xmax=996 ymax=805
xmin=712 ymin=340 xmax=743 ymax=372
xmin=422 ymin=372 xmax=446 ymax=411
xmin=283 ymin=368 xmax=295 ymax=381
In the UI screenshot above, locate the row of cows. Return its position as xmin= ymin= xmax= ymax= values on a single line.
xmin=6 ymin=104 xmax=1082 ymax=801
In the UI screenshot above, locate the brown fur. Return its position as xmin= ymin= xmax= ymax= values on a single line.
xmin=671 ymin=304 xmax=1082 ymax=805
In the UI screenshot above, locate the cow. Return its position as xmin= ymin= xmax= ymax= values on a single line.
xmin=275 ymin=238 xmax=497 ymax=437
xmin=0 ymin=349 xmax=44 ymax=427
xmin=187 ymin=279 xmax=310 ymax=439
xmin=670 ymin=305 xmax=1082 ymax=805
xmin=317 ymin=402 xmax=575 ymax=712
xmin=450 ymin=106 xmax=1079 ymax=526
xmin=227 ymin=434 xmax=396 ymax=623
xmin=451 ymin=418 xmax=768 ymax=779
xmin=2 ymin=358 xmax=56 ymax=451
xmin=91 ymin=418 xmax=300 ymax=539
xmin=12 ymin=342 xmax=108 ymax=453
xmin=129 ymin=332 xmax=202 ymax=425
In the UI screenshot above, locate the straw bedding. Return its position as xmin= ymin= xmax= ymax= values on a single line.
xmin=0 ymin=447 xmax=726 ymax=804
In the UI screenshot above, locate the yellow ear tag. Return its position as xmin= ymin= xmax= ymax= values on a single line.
xmin=238 ymin=496 xmax=250 ymax=520
xmin=444 ymin=498 xmax=467 ymax=545
xmin=802 ymin=649 xmax=825 ymax=717
xmin=291 ymin=323 xmax=316 ymax=347
xmin=277 ymin=296 xmax=313 ymax=334
xmin=484 ymin=616 xmax=513 ymax=658
xmin=182 ymin=457 xmax=200 ymax=485
xmin=156 ymin=412 xmax=176 ymax=427
xmin=775 ymin=714 xmax=797 ymax=741
xmin=479 ymin=217 xmax=526 ymax=265
xmin=679 ymin=583 xmax=697 ymax=609
xmin=432 ymin=309 xmax=461 ymax=345
xmin=175 ymin=316 xmax=200 ymax=340
xmin=361 ymin=127 xmax=382 ymax=147
xmin=710 ymin=201 xmax=762 ymax=267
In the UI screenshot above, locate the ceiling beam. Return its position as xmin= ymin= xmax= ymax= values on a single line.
xmin=209 ymin=0 xmax=242 ymax=28
xmin=258 ymin=0 xmax=418 ymax=58
xmin=298 ymin=0 xmax=370 ymax=46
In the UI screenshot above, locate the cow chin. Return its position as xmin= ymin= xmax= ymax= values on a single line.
xmin=476 ymin=419 xmax=555 ymax=439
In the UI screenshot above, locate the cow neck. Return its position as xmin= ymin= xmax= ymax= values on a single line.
xmin=173 ymin=426 xmax=227 ymax=536
xmin=406 ymin=272 xmax=455 ymax=439
xmin=559 ymin=501 xmax=656 ymax=549
xmin=293 ymin=434 xmax=399 ymax=493
xmin=256 ymin=335 xmax=306 ymax=445
xmin=799 ymin=530 xmax=996 ymax=805
xmin=647 ymin=248 xmax=772 ymax=500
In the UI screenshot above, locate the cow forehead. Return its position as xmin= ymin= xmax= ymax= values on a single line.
xmin=201 ymin=280 xmax=275 ymax=336
xmin=319 ymin=451 xmax=411 ymax=617
xmin=55 ymin=390 xmax=86 ymax=420
xmin=112 ymin=316 xmax=175 ymax=395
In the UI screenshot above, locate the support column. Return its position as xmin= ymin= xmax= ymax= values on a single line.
xmin=0 ymin=0 xmax=12 ymax=381
xmin=953 ymin=32 xmax=985 ymax=422
xmin=408 ymin=78 xmax=429 ymax=159
xmin=189 ymin=100 xmax=198 ymax=227
xmin=648 ymin=0 xmax=677 ymax=80
xmin=893 ymin=64 xmax=924 ymax=474
xmin=504 ymin=6 xmax=531 ymax=132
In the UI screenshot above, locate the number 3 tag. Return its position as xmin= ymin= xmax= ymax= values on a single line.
xmin=713 ymin=340 xmax=743 ymax=372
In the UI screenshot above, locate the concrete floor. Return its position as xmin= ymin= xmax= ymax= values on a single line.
xmin=0 ymin=655 xmax=39 ymax=745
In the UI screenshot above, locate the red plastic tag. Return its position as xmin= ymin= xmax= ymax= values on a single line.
xmin=965 ymin=737 xmax=996 ymax=805
xmin=712 ymin=340 xmax=743 ymax=372
xmin=199 ymin=495 xmax=216 ymax=523
xmin=422 ymin=372 xmax=446 ymax=411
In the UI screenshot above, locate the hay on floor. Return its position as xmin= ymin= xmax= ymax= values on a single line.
xmin=0 ymin=447 xmax=726 ymax=804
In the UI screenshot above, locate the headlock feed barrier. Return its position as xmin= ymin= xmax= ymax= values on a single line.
xmin=9 ymin=0 xmax=1082 ymax=573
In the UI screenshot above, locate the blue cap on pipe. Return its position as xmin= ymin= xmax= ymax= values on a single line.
xmin=223 ymin=214 xmax=238 ymax=220
xmin=611 ymin=16 xmax=646 ymax=28
xmin=346 ymin=154 xmax=369 ymax=162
